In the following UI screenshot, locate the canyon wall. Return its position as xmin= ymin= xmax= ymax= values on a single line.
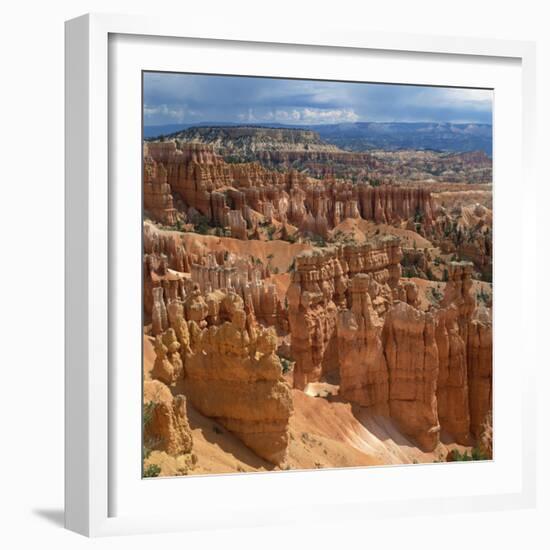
xmin=383 ymin=302 xmax=440 ymax=450
xmin=144 ymin=141 xmax=436 ymax=238
xmin=143 ymin=222 xmax=287 ymax=331
xmin=143 ymin=146 xmax=178 ymax=226
xmin=182 ymin=292 xmax=293 ymax=464
xmin=337 ymin=274 xmax=389 ymax=412
xmin=287 ymin=241 xmax=492 ymax=451
xmin=147 ymin=279 xmax=293 ymax=465
xmin=288 ymin=238 xmax=402 ymax=390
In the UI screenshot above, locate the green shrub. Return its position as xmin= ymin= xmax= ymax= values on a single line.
xmin=279 ymin=357 xmax=293 ymax=375
xmin=284 ymin=233 xmax=297 ymax=244
xmin=143 ymin=464 xmax=161 ymax=478
xmin=477 ymin=289 xmax=490 ymax=305
xmin=143 ymin=402 xmax=155 ymax=427
xmin=311 ymin=235 xmax=326 ymax=247
xmin=430 ymin=287 xmax=443 ymax=302
xmin=448 ymin=446 xmax=488 ymax=462
xmin=143 ymin=402 xmax=162 ymax=459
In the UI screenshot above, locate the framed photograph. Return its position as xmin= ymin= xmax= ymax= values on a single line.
xmin=65 ymin=13 xmax=537 ymax=536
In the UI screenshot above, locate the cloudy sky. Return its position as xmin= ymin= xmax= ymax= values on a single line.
xmin=143 ymin=72 xmax=493 ymax=127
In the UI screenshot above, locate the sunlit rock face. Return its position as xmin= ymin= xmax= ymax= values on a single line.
xmin=144 ymin=140 xmax=437 ymax=239
xmin=143 ymin=379 xmax=193 ymax=456
xmin=287 ymin=241 xmax=491 ymax=452
xmin=383 ymin=302 xmax=440 ymax=451
xmin=288 ymin=238 xmax=401 ymax=391
xmin=149 ymin=286 xmax=293 ymax=465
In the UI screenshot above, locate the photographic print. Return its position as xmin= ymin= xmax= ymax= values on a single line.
xmin=142 ymin=73 xmax=493 ymax=478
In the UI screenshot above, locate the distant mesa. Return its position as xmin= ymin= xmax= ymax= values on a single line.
xmin=146 ymin=125 xmax=492 ymax=184
xmin=144 ymin=121 xmax=493 ymax=156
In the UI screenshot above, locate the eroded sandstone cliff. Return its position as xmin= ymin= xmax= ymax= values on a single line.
xmin=147 ymin=280 xmax=293 ymax=465
xmin=143 ymin=379 xmax=194 ymax=457
xmin=143 ymin=141 xmax=437 ymax=240
xmin=182 ymin=292 xmax=293 ymax=464
xmin=287 ymin=241 xmax=492 ymax=452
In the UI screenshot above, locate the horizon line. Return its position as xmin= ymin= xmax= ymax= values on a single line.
xmin=144 ymin=120 xmax=493 ymax=127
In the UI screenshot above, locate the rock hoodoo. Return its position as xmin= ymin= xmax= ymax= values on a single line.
xmin=143 ymin=141 xmax=437 ymax=238
xmin=148 ymin=284 xmax=293 ymax=465
xmin=143 ymin=379 xmax=193 ymax=457
xmin=287 ymin=241 xmax=492 ymax=452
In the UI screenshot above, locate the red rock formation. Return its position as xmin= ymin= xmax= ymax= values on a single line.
xmin=150 ymin=327 xmax=183 ymax=386
xmin=151 ymin=287 xmax=169 ymax=336
xmin=227 ymin=209 xmax=247 ymax=240
xmin=143 ymin=144 xmax=178 ymax=226
xmin=288 ymin=238 xmax=402 ymax=390
xmin=337 ymin=274 xmax=389 ymax=412
xmin=147 ymin=283 xmax=293 ymax=464
xmin=287 ymin=248 xmax=341 ymax=389
xmin=357 ymin=184 xmax=435 ymax=227
xmin=435 ymin=262 xmax=476 ymax=444
xmin=182 ymin=292 xmax=293 ymax=464
xmin=143 ymin=222 xmax=287 ymax=331
xmin=144 ymin=140 xmax=437 ymax=238
xmin=287 ymin=240 xmax=491 ymax=452
xmin=143 ymin=379 xmax=193 ymax=456
xmin=467 ymin=306 xmax=493 ymax=439
xmin=383 ymin=302 xmax=440 ymax=451
xmin=143 ymin=223 xmax=191 ymax=273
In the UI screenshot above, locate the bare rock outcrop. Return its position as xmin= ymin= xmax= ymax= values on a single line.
xmin=288 ymin=238 xmax=401 ymax=390
xmin=383 ymin=302 xmax=440 ymax=451
xmin=144 ymin=140 xmax=438 ymax=240
xmin=287 ymin=248 xmax=342 ymax=390
xmin=143 ymin=222 xmax=288 ymax=333
xmin=467 ymin=306 xmax=493 ymax=439
xmin=143 ymin=379 xmax=193 ymax=456
xmin=287 ymin=240 xmax=492 ymax=452
xmin=150 ymin=328 xmax=184 ymax=386
xmin=143 ymin=144 xmax=178 ymax=226
xmin=182 ymin=292 xmax=293 ymax=464
xmin=151 ymin=286 xmax=169 ymax=336
xmin=435 ymin=262 xmax=475 ymax=444
xmin=337 ymin=274 xmax=389 ymax=412
xmin=357 ymin=184 xmax=435 ymax=228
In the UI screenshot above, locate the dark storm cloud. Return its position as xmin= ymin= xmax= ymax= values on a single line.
xmin=143 ymin=72 xmax=492 ymax=126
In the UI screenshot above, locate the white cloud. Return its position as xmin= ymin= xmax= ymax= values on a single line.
xmin=240 ymin=107 xmax=359 ymax=124
xmin=143 ymin=104 xmax=187 ymax=122
xmin=431 ymin=88 xmax=493 ymax=111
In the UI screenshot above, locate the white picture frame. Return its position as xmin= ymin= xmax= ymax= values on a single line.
xmin=65 ymin=13 xmax=537 ymax=537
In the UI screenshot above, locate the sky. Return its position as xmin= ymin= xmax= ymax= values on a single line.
xmin=143 ymin=72 xmax=493 ymax=127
